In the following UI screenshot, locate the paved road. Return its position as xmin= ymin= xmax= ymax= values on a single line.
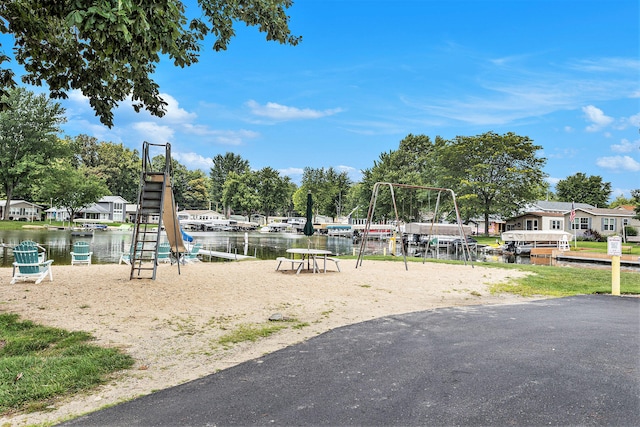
xmin=62 ymin=295 xmax=639 ymax=426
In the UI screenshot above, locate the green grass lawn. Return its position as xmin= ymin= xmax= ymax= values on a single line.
xmin=0 ymin=314 xmax=134 ymax=415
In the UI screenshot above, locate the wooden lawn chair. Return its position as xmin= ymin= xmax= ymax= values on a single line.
xmin=16 ymin=240 xmax=46 ymax=263
xmin=70 ymin=241 xmax=93 ymax=266
xmin=181 ymin=242 xmax=202 ymax=263
xmin=120 ymin=242 xmax=142 ymax=265
xmin=155 ymin=242 xmax=172 ymax=264
xmin=11 ymin=248 xmax=54 ymax=284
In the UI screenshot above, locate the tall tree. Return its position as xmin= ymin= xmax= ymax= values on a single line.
xmin=609 ymin=194 xmax=634 ymax=208
xmin=438 ymin=131 xmax=547 ymax=234
xmin=254 ymin=167 xmax=292 ymax=221
xmin=358 ymin=134 xmax=440 ymax=222
xmin=1 ymin=0 xmax=301 ymax=126
xmin=0 ymin=88 xmax=67 ymax=219
xmin=209 ymin=152 xmax=250 ymax=212
xmin=96 ymin=142 xmax=141 ymax=202
xmin=294 ymin=167 xmax=351 ymax=220
xmin=147 ymin=154 xmax=211 ymax=209
xmin=221 ymin=170 xmax=259 ymax=217
xmin=555 ymin=173 xmax=612 ymax=207
xmin=37 ymin=161 xmax=110 ymax=221
xmin=151 ymin=154 xmax=190 ymax=208
xmin=631 ymin=189 xmax=640 ymax=220
xmin=181 ymin=169 xmax=211 ymax=210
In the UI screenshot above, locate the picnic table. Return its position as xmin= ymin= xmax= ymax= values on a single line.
xmin=276 ymin=248 xmax=340 ymax=274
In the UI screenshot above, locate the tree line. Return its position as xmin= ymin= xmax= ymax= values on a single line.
xmin=1 ymin=88 xmax=638 ymax=227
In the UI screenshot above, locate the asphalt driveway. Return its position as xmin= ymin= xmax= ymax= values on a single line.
xmin=61 ymin=295 xmax=640 ymax=426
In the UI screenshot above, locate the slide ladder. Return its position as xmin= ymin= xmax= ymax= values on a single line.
xmin=129 ymin=142 xmax=185 ymax=280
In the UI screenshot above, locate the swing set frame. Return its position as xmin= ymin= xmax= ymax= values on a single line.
xmin=355 ymin=182 xmax=474 ymax=270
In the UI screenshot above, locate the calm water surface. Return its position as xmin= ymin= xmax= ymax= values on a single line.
xmin=0 ymin=229 xmax=520 ymax=266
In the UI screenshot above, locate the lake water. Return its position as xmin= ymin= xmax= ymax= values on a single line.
xmin=0 ymin=229 xmax=525 ymax=266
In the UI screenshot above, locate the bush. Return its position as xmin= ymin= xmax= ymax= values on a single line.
xmin=624 ymin=225 xmax=638 ymax=237
xmin=583 ymin=229 xmax=603 ymax=242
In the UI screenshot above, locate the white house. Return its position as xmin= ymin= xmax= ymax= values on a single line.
xmin=0 ymin=200 xmax=44 ymax=221
xmin=505 ymin=201 xmax=598 ymax=232
xmin=46 ymin=196 xmax=129 ymax=223
xmin=566 ymin=206 xmax=639 ymax=239
xmin=177 ymin=209 xmax=225 ymax=222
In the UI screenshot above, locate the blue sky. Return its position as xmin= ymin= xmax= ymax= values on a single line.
xmin=7 ymin=0 xmax=640 ymax=201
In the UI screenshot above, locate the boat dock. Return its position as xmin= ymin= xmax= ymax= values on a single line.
xmin=530 ymin=248 xmax=640 ymax=268
xmin=197 ymin=248 xmax=255 ymax=261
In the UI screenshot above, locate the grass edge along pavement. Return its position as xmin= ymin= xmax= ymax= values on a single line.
xmin=0 ymin=313 xmax=134 ymax=416
xmin=0 ymin=259 xmax=638 ymax=419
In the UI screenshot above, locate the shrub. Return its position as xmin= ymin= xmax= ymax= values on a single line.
xmin=583 ymin=229 xmax=603 ymax=242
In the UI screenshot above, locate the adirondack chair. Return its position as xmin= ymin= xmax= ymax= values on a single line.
xmin=181 ymin=243 xmax=202 ymax=264
xmin=11 ymin=248 xmax=54 ymax=284
xmin=70 ymin=241 xmax=93 ymax=266
xmin=16 ymin=240 xmax=46 ymax=263
xmin=119 ymin=242 xmax=142 ymax=265
xmin=155 ymin=242 xmax=172 ymax=264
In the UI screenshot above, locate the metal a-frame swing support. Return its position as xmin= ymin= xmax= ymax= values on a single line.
xmin=355 ymin=182 xmax=474 ymax=270
xmin=129 ymin=142 xmax=185 ymax=280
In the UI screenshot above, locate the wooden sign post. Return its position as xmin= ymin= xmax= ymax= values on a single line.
xmin=607 ymin=236 xmax=622 ymax=296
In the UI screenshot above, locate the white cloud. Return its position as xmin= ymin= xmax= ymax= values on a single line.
xmin=582 ymin=105 xmax=614 ymax=132
xmin=246 ymin=100 xmax=343 ymax=121
xmin=173 ymin=152 xmax=213 ymax=170
xmin=180 ymin=124 xmax=259 ymax=145
xmin=611 ymin=138 xmax=639 ymax=153
xmin=67 ymin=89 xmax=90 ymax=105
xmin=625 ymin=112 xmax=640 ymax=128
xmin=546 ymin=177 xmax=561 ymax=186
xmin=157 ymin=93 xmax=197 ymax=123
xmin=131 ymin=122 xmax=175 ymax=144
xmin=336 ymin=165 xmax=363 ymax=182
xmin=569 ymin=57 xmax=640 ymax=73
xmin=278 ymin=167 xmax=304 ymax=177
xmin=596 ymin=155 xmax=640 ymax=172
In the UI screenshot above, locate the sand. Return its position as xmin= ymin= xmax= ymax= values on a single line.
xmin=1 ymin=259 xmax=536 ymax=426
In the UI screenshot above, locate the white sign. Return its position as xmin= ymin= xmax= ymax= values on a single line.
xmin=607 ymin=236 xmax=622 ymax=256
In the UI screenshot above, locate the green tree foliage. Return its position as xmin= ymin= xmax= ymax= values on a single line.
xmin=37 ymin=161 xmax=110 ymax=220
xmin=0 ymin=0 xmax=301 ymax=126
xmin=254 ymin=167 xmax=294 ymax=221
xmin=0 ymin=88 xmax=67 ymax=219
xmin=210 ymin=152 xmax=250 ymax=211
xmin=609 ymin=194 xmax=634 ymax=208
xmin=181 ymin=169 xmax=211 ymax=210
xmin=555 ymin=172 xmax=612 ymax=207
xmin=139 ymin=154 xmax=211 ymax=209
xmin=73 ymin=136 xmax=141 ymax=202
xmin=438 ymin=131 xmax=547 ymax=234
xmin=358 ymin=134 xmax=441 ymax=222
xmin=631 ymin=189 xmax=640 ymax=220
xmin=221 ymin=171 xmax=259 ymax=216
xmin=293 ymin=167 xmax=351 ymax=220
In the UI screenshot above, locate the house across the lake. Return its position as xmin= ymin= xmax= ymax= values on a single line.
xmin=505 ymin=201 xmax=639 ymax=239
xmin=0 ymin=200 xmax=44 ymax=221
xmin=568 ymin=206 xmax=639 ymax=239
xmin=46 ymin=196 xmax=129 ymax=223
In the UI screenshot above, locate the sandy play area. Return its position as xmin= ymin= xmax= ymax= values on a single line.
xmin=1 ymin=258 xmax=536 ymax=426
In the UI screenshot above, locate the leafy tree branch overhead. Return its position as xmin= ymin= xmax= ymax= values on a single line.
xmin=0 ymin=0 xmax=301 ymax=127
